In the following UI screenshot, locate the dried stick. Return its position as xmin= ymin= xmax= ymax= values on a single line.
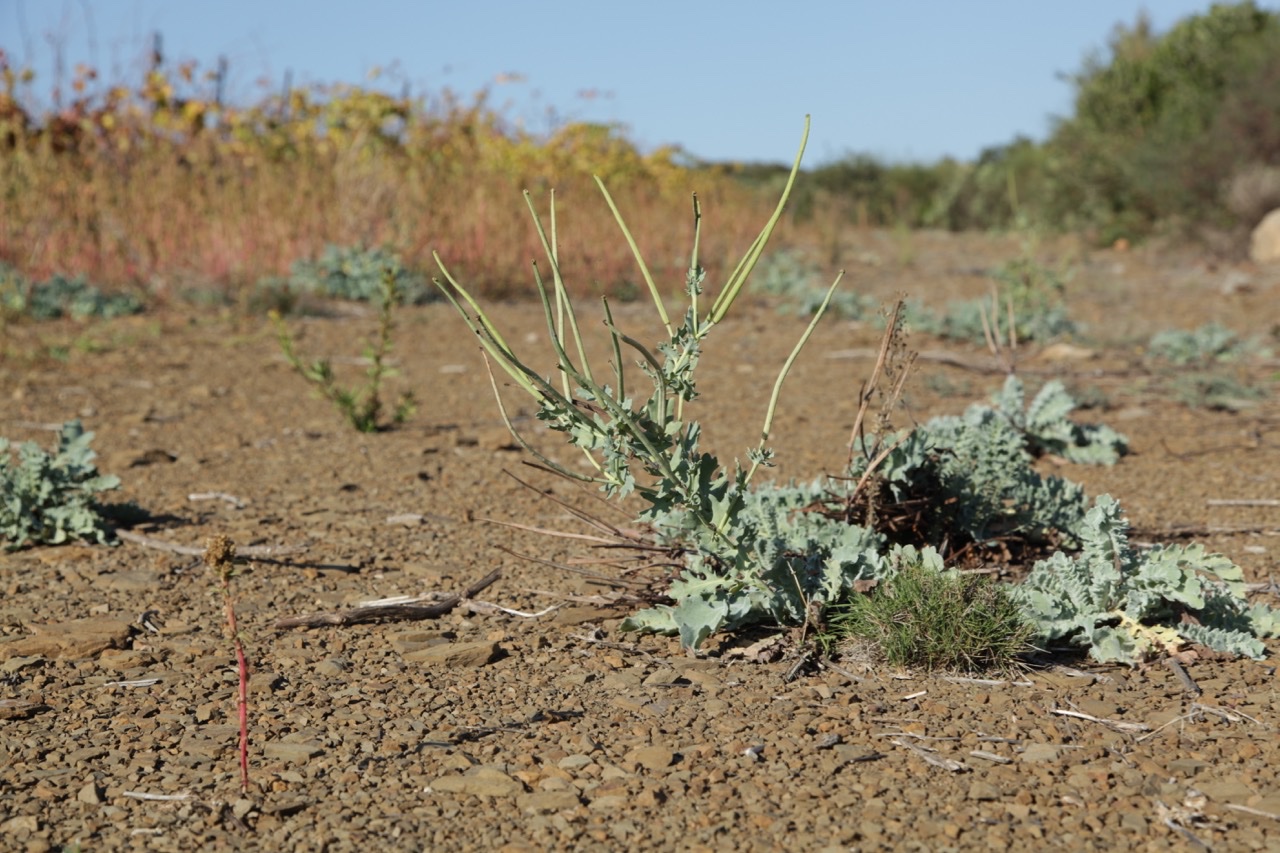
xmin=1206 ymin=499 xmax=1280 ymax=507
xmin=118 ymin=529 xmax=309 ymax=558
xmin=1051 ymin=707 xmax=1149 ymax=734
xmin=889 ymin=737 xmax=969 ymax=772
xmin=272 ymin=569 xmax=502 ymax=629
xmin=846 ymin=299 xmax=902 ymax=469
xmin=205 ymin=536 xmax=250 ymax=794
xmin=188 ymin=492 xmax=247 ymax=509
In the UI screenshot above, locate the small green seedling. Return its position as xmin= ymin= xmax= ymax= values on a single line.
xmin=273 ymin=267 xmax=415 ymax=432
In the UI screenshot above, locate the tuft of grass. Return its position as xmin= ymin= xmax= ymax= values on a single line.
xmin=824 ymin=560 xmax=1034 ymax=672
xmin=272 ymin=267 xmax=415 ymax=432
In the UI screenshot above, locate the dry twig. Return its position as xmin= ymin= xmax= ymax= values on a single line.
xmin=118 ymin=529 xmax=309 ymax=558
xmin=272 ymin=570 xmax=502 ymax=629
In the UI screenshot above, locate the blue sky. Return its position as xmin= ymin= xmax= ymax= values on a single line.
xmin=0 ymin=1 xmax=1263 ymax=165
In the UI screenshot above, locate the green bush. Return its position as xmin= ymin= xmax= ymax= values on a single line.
xmin=1147 ymin=323 xmax=1267 ymax=365
xmin=1046 ymin=2 xmax=1280 ymax=239
xmin=273 ymin=269 xmax=416 ymax=432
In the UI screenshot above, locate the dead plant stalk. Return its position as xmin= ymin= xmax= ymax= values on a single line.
xmin=205 ymin=535 xmax=250 ymax=794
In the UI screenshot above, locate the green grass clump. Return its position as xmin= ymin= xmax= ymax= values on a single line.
xmin=272 ymin=268 xmax=415 ymax=432
xmin=825 ymin=549 xmax=1034 ymax=672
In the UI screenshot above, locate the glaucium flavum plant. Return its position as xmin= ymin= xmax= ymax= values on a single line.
xmin=433 ymin=117 xmax=861 ymax=648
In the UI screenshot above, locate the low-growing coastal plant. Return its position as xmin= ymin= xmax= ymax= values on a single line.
xmin=752 ymin=248 xmax=875 ymax=320
xmin=1147 ymin=323 xmax=1269 ymax=366
xmin=272 ymin=268 xmax=415 ymax=432
xmin=0 ymin=265 xmax=142 ymax=321
xmin=286 ymin=244 xmax=433 ymax=305
xmin=845 ymin=375 xmax=1125 ymax=555
xmin=1169 ymin=371 xmax=1267 ymax=412
xmin=436 ymin=120 xmax=1274 ymax=668
xmin=1009 ymin=495 xmax=1279 ymax=664
xmin=909 ymin=252 xmax=1075 ymax=344
xmin=0 ymin=421 xmax=120 ymax=550
xmin=436 ymin=117 xmax=855 ymax=649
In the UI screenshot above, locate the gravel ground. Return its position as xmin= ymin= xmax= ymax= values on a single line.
xmin=2 ymin=231 xmax=1279 ymax=851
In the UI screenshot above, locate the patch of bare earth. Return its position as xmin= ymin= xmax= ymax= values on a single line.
xmin=1 ymin=232 xmax=1278 ymax=850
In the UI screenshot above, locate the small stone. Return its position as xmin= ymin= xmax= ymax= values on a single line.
xmin=1020 ymin=744 xmax=1061 ymax=763
xmin=1250 ymin=207 xmax=1280 ymax=264
xmin=76 ymin=781 xmax=103 ymax=805
xmin=102 ymin=571 xmax=158 ymax=592
xmin=626 ymin=746 xmax=675 ymax=772
xmin=315 ymin=658 xmax=347 ymax=677
xmin=404 ymin=641 xmax=500 ymax=668
xmin=4 ymin=618 xmax=132 ymax=660
xmin=641 ymin=668 xmax=682 ymax=686
xmin=263 ymin=742 xmax=323 ymax=763
xmin=967 ymin=781 xmax=1001 ymax=801
xmin=390 ymin=631 xmax=447 ymax=654
xmin=0 ymin=815 xmax=38 ymax=833
xmin=557 ymin=755 xmax=593 ymax=771
xmin=231 ymin=798 xmax=255 ymax=819
xmin=517 ymin=791 xmax=581 ymax=813
xmin=1198 ymin=779 xmax=1257 ymax=801
xmin=0 ymin=656 xmax=42 ymax=674
xmin=587 ymin=795 xmax=629 ymax=811
xmin=430 ymin=767 xmax=523 ymax=798
xmin=1167 ymin=759 xmax=1210 ymax=777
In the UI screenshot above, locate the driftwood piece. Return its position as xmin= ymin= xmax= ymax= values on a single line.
xmin=272 ymin=569 xmax=502 ymax=630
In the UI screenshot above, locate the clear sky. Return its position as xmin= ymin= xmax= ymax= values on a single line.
xmin=1 ymin=0 xmax=1264 ymax=165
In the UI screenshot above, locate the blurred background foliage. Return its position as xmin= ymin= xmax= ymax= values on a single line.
xmin=1 ymin=2 xmax=1278 ymax=307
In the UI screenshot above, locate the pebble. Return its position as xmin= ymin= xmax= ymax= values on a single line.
xmin=626 ymin=746 xmax=676 ymax=772
xmin=430 ymin=768 xmax=523 ymax=797
xmin=1019 ymin=744 xmax=1061 ymax=763
xmin=403 ymin=641 xmax=500 ymax=667
xmin=263 ymin=742 xmax=324 ymax=763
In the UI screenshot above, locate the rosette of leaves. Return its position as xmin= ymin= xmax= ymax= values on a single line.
xmin=849 ymin=375 xmax=1125 ymax=551
xmin=0 ymin=265 xmax=142 ymax=321
xmin=753 ymin=248 xmax=874 ymax=320
xmin=988 ymin=375 xmax=1127 ymax=465
xmin=1 ymin=421 xmax=121 ymax=550
xmin=852 ymin=409 xmax=1088 ymax=551
xmin=625 ymin=480 xmax=885 ymax=648
xmin=1147 ymin=323 xmax=1267 ymax=366
xmin=1008 ymin=495 xmax=1278 ymax=664
xmin=289 ymin=244 xmax=432 ymax=304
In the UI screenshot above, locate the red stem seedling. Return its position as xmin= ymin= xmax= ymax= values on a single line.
xmin=204 ymin=535 xmax=251 ymax=794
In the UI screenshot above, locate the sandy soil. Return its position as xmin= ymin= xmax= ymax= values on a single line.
xmin=1 ymin=231 xmax=1279 ymax=851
